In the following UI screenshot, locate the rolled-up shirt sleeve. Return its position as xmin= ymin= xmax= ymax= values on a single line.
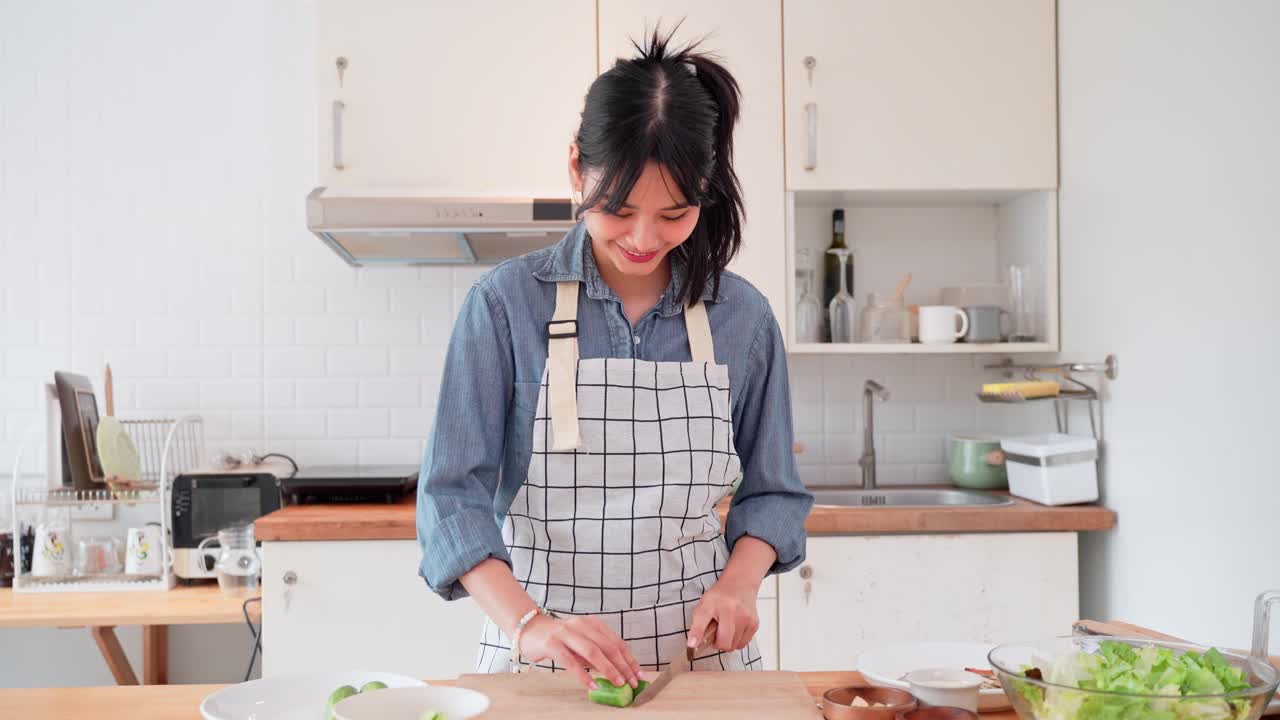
xmin=417 ymin=280 xmax=514 ymax=600
xmin=725 ymin=308 xmax=814 ymax=575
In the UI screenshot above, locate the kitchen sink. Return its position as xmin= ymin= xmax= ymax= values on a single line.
xmin=809 ymin=487 xmax=1015 ymax=508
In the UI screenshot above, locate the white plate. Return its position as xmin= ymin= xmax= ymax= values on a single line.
xmin=334 ymin=686 xmax=490 ymax=720
xmin=857 ymin=641 xmax=1011 ymax=711
xmin=199 ymin=671 xmax=427 ymax=720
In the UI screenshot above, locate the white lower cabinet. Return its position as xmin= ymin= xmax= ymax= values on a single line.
xmin=778 ymin=533 xmax=1079 ymax=671
xmin=262 ymin=534 xmax=1077 ymax=677
xmin=262 ymin=540 xmax=485 ymax=679
xmin=756 ymin=578 xmax=779 ymax=670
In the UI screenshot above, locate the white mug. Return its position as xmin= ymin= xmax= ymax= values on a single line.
xmin=918 ymin=305 xmax=969 ymax=345
xmin=32 ymin=524 xmax=73 ymax=577
xmin=125 ymin=525 xmax=163 ymax=575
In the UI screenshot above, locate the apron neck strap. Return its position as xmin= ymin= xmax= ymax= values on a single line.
xmin=547 ymin=282 xmax=582 ymax=450
xmin=683 ymin=300 xmax=715 ymax=363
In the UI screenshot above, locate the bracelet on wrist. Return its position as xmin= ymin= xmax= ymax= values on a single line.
xmin=510 ymin=606 xmax=558 ymax=672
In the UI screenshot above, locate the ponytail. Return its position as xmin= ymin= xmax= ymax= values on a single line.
xmin=681 ymin=50 xmax=744 ymax=303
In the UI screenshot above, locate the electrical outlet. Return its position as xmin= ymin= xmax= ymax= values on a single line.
xmin=70 ymin=503 xmax=115 ymax=521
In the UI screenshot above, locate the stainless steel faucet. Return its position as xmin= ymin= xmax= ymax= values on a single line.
xmin=859 ymin=380 xmax=891 ymax=489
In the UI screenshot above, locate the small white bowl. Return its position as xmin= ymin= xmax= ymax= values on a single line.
xmin=904 ymin=668 xmax=982 ymax=712
xmin=334 ymin=686 xmax=490 ymax=720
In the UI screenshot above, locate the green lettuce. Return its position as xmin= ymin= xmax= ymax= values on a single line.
xmin=1022 ymin=642 xmax=1257 ymax=720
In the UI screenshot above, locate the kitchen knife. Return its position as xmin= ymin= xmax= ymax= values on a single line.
xmin=630 ymin=619 xmax=719 ymax=707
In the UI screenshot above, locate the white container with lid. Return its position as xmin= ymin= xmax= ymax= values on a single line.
xmin=1000 ymin=433 xmax=1099 ymax=506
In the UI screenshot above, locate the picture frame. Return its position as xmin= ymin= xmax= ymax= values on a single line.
xmin=53 ymin=371 xmax=106 ymax=490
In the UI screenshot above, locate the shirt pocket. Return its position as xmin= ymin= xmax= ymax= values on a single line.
xmin=503 ymin=381 xmax=544 ymax=483
xmin=511 ymin=381 xmax=542 ymax=414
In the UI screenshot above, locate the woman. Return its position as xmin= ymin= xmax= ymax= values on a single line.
xmin=416 ymin=30 xmax=813 ymax=691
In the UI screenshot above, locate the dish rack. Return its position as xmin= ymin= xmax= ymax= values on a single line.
xmin=976 ymin=355 xmax=1118 ymax=439
xmin=8 ymin=414 xmax=205 ymax=593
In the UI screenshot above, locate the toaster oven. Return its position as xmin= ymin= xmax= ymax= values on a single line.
xmin=171 ymin=472 xmax=282 ymax=580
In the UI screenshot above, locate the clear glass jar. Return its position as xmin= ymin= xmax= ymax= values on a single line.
xmin=199 ymin=524 xmax=261 ymax=597
xmin=858 ymin=293 xmax=911 ymax=343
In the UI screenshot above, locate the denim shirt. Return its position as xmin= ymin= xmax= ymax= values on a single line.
xmin=417 ymin=223 xmax=814 ymax=601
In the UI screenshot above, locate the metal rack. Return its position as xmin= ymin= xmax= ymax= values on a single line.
xmin=976 ymin=354 xmax=1118 ymax=438
xmin=8 ymin=414 xmax=205 ymax=593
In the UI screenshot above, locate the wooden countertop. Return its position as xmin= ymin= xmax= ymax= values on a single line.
xmin=0 ymin=584 xmax=259 ymax=628
xmin=0 ymin=672 xmax=1020 ymax=719
xmin=256 ymin=491 xmax=1115 ymax=542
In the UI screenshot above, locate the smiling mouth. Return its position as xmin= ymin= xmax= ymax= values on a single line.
xmin=618 ymin=246 xmax=659 ymax=263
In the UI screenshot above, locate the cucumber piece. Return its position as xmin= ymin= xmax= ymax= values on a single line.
xmin=588 ymin=678 xmax=636 ymax=708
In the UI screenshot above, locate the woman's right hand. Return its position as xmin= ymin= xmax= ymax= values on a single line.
xmin=518 ymin=614 xmax=643 ymax=691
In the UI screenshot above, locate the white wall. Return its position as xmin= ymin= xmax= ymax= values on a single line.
xmin=1060 ymin=0 xmax=1280 ymax=650
xmin=0 ymin=0 xmax=475 ymax=687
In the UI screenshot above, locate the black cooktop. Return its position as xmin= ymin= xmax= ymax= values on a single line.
xmin=278 ymin=464 xmax=419 ymax=505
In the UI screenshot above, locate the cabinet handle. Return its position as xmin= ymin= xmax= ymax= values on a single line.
xmin=798 ymin=565 xmax=813 ymax=580
xmin=803 ymin=102 xmax=817 ymax=171
xmin=283 ymin=570 xmax=298 ymax=586
xmin=332 ymin=100 xmax=346 ymax=171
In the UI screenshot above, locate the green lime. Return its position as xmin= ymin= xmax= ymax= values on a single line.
xmin=326 ymin=685 xmax=358 ymax=719
xmin=359 ymin=681 xmax=388 ymax=693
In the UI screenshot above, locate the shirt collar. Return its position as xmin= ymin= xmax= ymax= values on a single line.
xmin=534 ymin=223 xmax=716 ymax=317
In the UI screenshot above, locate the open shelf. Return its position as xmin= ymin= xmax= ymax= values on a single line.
xmin=784 ymin=189 xmax=1059 ymax=354
xmin=789 ymin=342 xmax=1056 ymax=355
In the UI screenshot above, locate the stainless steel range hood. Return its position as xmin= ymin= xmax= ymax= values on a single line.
xmin=306 ymin=188 xmax=577 ymax=266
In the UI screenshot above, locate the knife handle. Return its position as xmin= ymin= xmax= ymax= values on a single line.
xmin=688 ymin=619 xmax=719 ymax=659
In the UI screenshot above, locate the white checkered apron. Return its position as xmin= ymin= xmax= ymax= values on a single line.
xmin=476 ymin=280 xmax=761 ymax=674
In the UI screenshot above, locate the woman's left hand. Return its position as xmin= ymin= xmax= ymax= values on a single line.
xmin=686 ymin=576 xmax=759 ymax=653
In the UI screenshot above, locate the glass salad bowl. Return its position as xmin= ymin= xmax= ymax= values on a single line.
xmin=989 ymin=637 xmax=1279 ymax=720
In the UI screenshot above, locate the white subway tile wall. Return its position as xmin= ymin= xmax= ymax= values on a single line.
xmin=786 ymin=354 xmax=1060 ymax=486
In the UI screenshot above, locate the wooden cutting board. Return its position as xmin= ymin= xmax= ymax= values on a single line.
xmin=459 ymin=670 xmax=824 ymax=719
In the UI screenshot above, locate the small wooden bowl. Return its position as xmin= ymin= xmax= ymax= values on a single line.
xmin=897 ymin=706 xmax=981 ymax=720
xmin=823 ymin=687 xmax=917 ymax=720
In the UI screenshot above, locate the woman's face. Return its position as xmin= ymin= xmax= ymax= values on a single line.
xmin=570 ymin=146 xmax=701 ymax=280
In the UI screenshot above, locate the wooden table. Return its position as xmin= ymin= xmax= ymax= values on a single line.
xmin=0 ymin=672 xmax=1021 ymax=719
xmin=0 ymin=584 xmax=260 ymax=686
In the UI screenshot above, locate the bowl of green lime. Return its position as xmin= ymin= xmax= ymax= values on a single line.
xmin=199 ymin=671 xmax=425 ymax=720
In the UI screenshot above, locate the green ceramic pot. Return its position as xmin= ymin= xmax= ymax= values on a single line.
xmin=948 ymin=434 xmax=1008 ymax=490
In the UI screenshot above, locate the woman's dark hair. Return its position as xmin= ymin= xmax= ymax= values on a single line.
xmin=574 ymin=25 xmax=743 ymax=304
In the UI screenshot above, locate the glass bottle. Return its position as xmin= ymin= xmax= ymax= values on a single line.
xmin=822 ymin=209 xmax=853 ymax=341
xmin=794 ymin=249 xmax=822 ymax=343
xmin=827 ymin=248 xmax=857 ymax=343
xmin=1008 ymin=264 xmax=1038 ymax=342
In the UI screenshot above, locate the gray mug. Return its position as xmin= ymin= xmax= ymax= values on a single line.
xmin=963 ymin=305 xmax=1008 ymax=342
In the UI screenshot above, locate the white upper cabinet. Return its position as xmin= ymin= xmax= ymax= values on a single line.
xmin=597 ymin=0 xmax=788 ymax=334
xmin=317 ymin=0 xmax=596 ymax=194
xmin=783 ymin=0 xmax=1058 ymax=191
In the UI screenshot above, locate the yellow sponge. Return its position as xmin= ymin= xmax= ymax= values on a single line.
xmin=981 ymin=380 xmax=1061 ymax=398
